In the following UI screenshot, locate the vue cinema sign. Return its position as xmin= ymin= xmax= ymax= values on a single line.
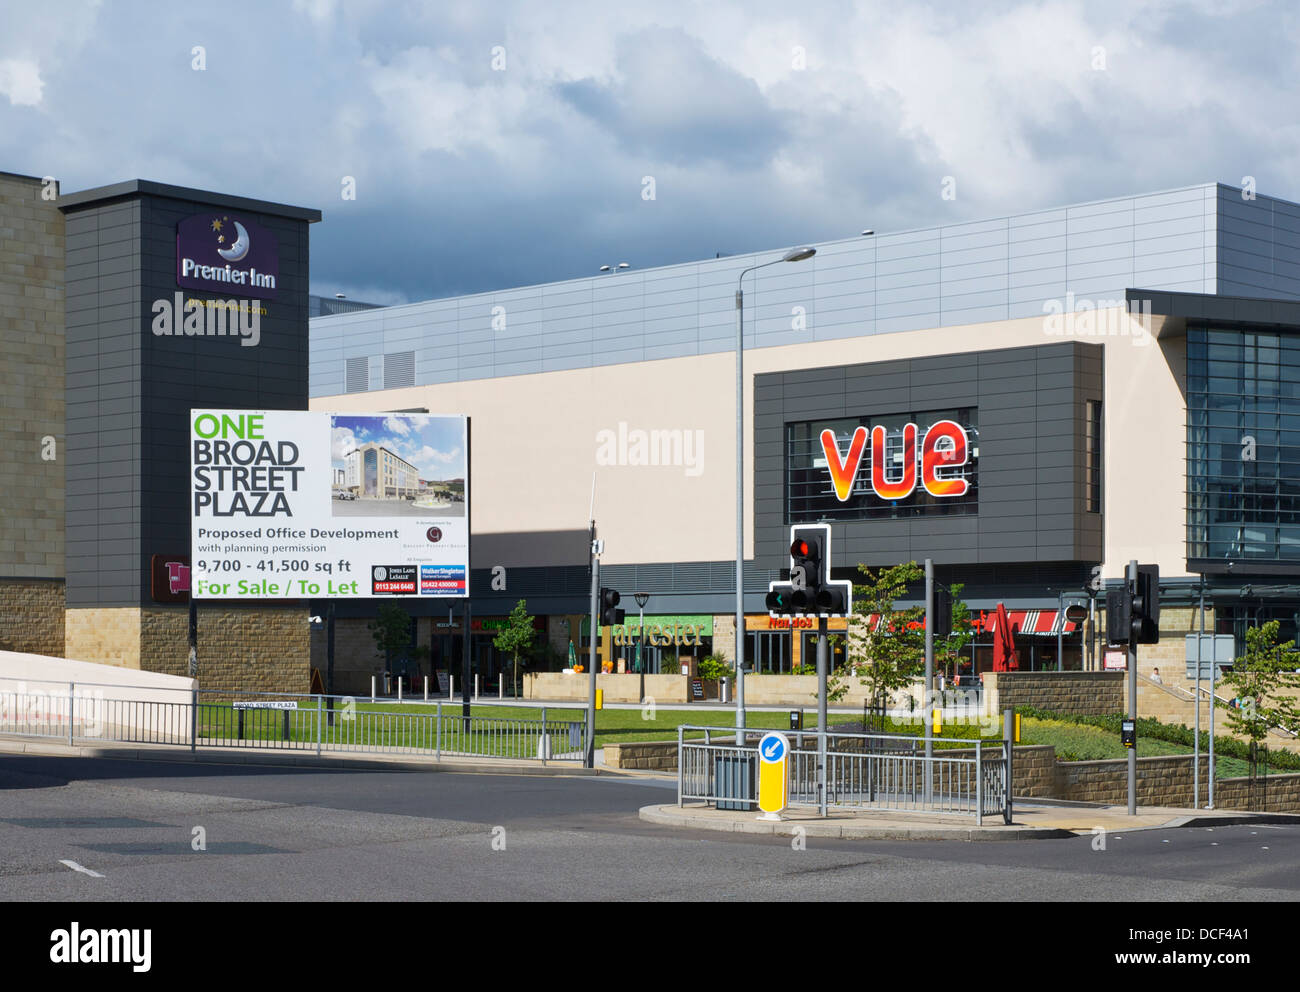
xmin=820 ymin=421 xmax=970 ymax=502
xmin=176 ymin=213 xmax=279 ymax=301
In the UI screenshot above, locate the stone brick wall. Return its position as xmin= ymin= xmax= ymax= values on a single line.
xmin=1056 ymin=753 xmax=1209 ymax=807
xmin=0 ymin=579 xmax=65 ymax=656
xmin=0 ymin=172 xmax=65 ymax=582
xmin=604 ymin=741 xmax=679 ymax=770
xmin=1011 ymin=744 xmax=1059 ymax=797
xmin=985 ymin=671 xmax=1124 ymax=715
xmin=65 ymin=604 xmax=309 ymax=693
xmin=65 ymin=607 xmax=141 ymax=669
xmin=1215 ymin=774 xmax=1300 ymax=813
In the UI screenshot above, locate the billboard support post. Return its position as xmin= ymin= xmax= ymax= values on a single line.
xmin=187 ymin=597 xmax=198 ymax=679
xmin=326 ymin=599 xmax=336 ymax=726
xmin=462 ymin=600 xmax=472 ymax=725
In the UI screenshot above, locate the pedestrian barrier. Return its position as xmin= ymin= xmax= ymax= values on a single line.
xmin=0 ymin=678 xmax=587 ymax=764
xmin=677 ymin=725 xmax=1011 ymax=824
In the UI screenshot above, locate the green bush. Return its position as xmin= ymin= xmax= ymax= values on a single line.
xmin=1014 ymin=705 xmax=1300 ymax=771
xmin=697 ymin=656 xmax=732 ymax=681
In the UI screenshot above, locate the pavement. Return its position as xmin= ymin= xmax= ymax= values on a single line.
xmin=7 ymin=734 xmax=1299 ymax=845
xmin=0 ymin=737 xmax=604 ymax=777
xmin=640 ymin=798 xmax=1300 ymax=841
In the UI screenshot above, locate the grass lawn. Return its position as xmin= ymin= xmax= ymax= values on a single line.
xmin=191 ymin=698 xmax=1287 ymax=778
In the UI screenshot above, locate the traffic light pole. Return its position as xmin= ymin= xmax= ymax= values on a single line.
xmin=1127 ymin=559 xmax=1138 ymax=816
xmin=817 ymin=613 xmax=828 ymax=818
xmin=587 ymin=554 xmax=599 ymax=769
xmin=924 ymin=558 xmax=934 ymax=804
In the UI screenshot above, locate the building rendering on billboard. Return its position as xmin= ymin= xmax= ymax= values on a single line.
xmin=190 ymin=410 xmax=469 ymax=598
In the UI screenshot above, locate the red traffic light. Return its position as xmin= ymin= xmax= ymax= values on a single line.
xmin=790 ymin=538 xmax=811 ymax=558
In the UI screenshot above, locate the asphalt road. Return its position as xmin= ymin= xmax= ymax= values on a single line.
xmin=1 ymin=754 xmax=1298 ymax=902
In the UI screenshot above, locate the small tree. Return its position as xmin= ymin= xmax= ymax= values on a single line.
xmin=831 ymin=560 xmax=926 ymax=707
xmin=935 ymin=582 xmax=976 ymax=680
xmin=368 ymin=604 xmax=414 ymax=681
xmin=493 ymin=599 xmax=537 ymax=697
xmin=1217 ymin=620 xmax=1300 ymax=746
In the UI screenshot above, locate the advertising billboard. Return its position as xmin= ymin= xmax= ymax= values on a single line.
xmin=190 ymin=410 xmax=469 ymax=599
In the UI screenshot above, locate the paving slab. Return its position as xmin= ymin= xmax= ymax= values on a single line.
xmin=639 ymin=800 xmax=1300 ymax=841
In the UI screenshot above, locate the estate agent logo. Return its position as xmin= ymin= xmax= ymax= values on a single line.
xmin=176 ymin=212 xmax=279 ymax=300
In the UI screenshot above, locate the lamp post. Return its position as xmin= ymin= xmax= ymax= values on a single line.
xmin=735 ymin=245 xmax=817 ymax=741
xmin=634 ymin=591 xmax=649 ymax=701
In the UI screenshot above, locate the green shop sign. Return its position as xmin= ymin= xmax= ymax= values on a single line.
xmin=583 ymin=614 xmax=714 ymax=645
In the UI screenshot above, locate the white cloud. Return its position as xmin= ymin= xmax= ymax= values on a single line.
xmin=0 ymin=59 xmax=43 ymax=106
xmin=330 ymin=426 xmax=357 ymax=461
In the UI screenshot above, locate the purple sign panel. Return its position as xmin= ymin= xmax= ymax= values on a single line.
xmin=176 ymin=213 xmax=279 ymax=301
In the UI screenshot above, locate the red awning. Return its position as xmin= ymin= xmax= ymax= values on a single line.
xmin=858 ymin=610 xmax=1081 ymax=635
xmin=980 ymin=609 xmax=1080 ymax=636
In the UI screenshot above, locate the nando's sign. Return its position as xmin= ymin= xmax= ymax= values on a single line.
xmin=820 ymin=420 xmax=970 ymax=502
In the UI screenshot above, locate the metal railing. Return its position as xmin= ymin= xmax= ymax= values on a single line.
xmin=677 ymin=725 xmax=1011 ymax=824
xmin=0 ymin=678 xmax=587 ymax=764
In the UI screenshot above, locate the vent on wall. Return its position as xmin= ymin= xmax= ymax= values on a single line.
xmin=345 ymin=356 xmax=369 ymax=393
xmin=384 ymin=350 xmax=415 ymax=390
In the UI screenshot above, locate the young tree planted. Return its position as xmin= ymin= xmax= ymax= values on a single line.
xmin=493 ymin=598 xmax=537 ymax=697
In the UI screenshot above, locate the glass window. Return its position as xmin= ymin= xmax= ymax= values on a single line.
xmin=1188 ymin=324 xmax=1300 ymax=561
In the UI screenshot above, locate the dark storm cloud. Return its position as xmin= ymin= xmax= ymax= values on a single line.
xmin=557 ymin=26 xmax=790 ymax=168
xmin=2 ymin=1 xmax=1299 ymax=306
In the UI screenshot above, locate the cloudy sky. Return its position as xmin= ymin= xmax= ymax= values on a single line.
xmin=2 ymin=1 xmax=1297 ymax=305
xmin=331 ymin=414 xmax=465 ymax=480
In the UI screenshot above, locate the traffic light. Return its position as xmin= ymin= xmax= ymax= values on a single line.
xmin=599 ymin=587 xmax=624 ymax=626
xmin=766 ymin=525 xmax=852 ymax=618
xmin=1105 ymin=565 xmax=1159 ymax=645
xmin=1106 ymin=586 xmax=1132 ymax=643
xmin=1131 ymin=565 xmax=1160 ymax=644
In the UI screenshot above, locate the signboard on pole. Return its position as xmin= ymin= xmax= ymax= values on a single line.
xmin=190 ymin=410 xmax=469 ymax=598
xmin=1185 ymin=634 xmax=1235 ymax=680
xmin=1103 ymin=649 xmax=1127 ymax=671
xmin=757 ymin=731 xmax=790 ymax=819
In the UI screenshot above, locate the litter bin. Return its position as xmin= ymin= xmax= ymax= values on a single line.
xmin=713 ymin=751 xmax=755 ymax=811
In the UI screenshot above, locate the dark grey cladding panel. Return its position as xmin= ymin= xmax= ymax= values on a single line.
xmin=61 ymin=186 xmax=315 ymax=607
xmin=754 ymin=340 xmax=1101 ymax=569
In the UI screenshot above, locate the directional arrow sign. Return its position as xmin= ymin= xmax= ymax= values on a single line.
xmin=757 ymin=731 xmax=790 ymax=817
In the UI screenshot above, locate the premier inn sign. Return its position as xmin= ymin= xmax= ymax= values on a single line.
xmin=176 ymin=212 xmax=280 ymax=301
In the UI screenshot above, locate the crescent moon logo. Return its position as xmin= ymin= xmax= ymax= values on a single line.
xmin=217 ymin=221 xmax=250 ymax=262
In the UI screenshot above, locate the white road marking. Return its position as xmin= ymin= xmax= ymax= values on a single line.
xmin=59 ymin=859 xmax=104 ymax=878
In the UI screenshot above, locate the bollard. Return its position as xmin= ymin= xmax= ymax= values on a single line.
xmin=398 ymin=678 xmax=403 ymax=703
xmin=424 ymin=676 xmax=429 ymax=701
xmin=499 ymin=679 xmax=503 ymax=700
xmin=371 ymin=676 xmax=376 ymax=703
xmin=449 ymin=674 xmax=455 ymax=698
xmin=474 ymin=674 xmax=479 ymax=700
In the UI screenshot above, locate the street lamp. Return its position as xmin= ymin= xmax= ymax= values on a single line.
xmin=735 ymin=245 xmax=817 ymax=740
xmin=599 ymin=263 xmax=630 ymax=273
xmin=634 ymin=591 xmax=650 ymax=700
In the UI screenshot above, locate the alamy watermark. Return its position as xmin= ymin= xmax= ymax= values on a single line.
xmin=595 ymin=422 xmax=705 ymax=477
xmin=151 ymin=293 xmax=263 ymax=347
xmin=1042 ymin=294 xmax=1152 ymax=346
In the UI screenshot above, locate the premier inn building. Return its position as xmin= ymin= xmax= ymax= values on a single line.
xmin=5 ymin=174 xmax=1300 ymax=696
xmin=310 ymin=182 xmax=1300 ymax=692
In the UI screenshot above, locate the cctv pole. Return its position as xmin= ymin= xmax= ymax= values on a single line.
xmin=1208 ymin=585 xmax=1217 ymax=809
xmin=1127 ymin=559 xmax=1138 ymax=815
xmin=587 ymin=552 xmax=599 ymax=768
xmin=924 ymin=559 xmax=934 ymax=803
